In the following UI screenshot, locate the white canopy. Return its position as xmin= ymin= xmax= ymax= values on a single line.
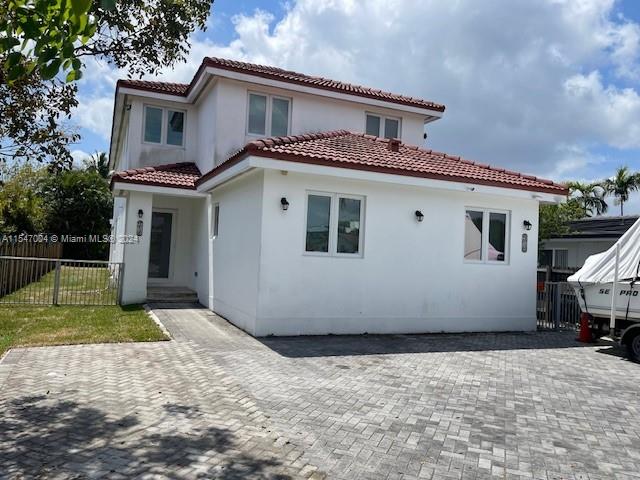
xmin=568 ymin=216 xmax=640 ymax=285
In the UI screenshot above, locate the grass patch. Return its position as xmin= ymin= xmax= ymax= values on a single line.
xmin=1 ymin=265 xmax=118 ymax=305
xmin=0 ymin=304 xmax=168 ymax=357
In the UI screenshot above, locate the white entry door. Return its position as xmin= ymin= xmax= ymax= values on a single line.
xmin=148 ymin=211 xmax=175 ymax=281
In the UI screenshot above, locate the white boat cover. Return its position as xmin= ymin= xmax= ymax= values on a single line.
xmin=568 ymin=216 xmax=640 ymax=285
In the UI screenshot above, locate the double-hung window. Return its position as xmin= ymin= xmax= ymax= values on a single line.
xmin=144 ymin=105 xmax=185 ymax=146
xmin=365 ymin=113 xmax=401 ymax=139
xmin=247 ymin=93 xmax=291 ymax=136
xmin=464 ymin=208 xmax=510 ymax=263
xmin=305 ymin=192 xmax=365 ymax=257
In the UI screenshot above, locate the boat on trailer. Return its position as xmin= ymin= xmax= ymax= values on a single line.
xmin=568 ymin=217 xmax=640 ymax=361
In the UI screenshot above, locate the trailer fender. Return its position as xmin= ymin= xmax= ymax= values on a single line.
xmin=620 ymin=324 xmax=640 ymax=346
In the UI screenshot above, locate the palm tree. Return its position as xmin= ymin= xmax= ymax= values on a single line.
xmin=566 ymin=181 xmax=608 ymax=217
xmin=84 ymin=151 xmax=110 ymax=179
xmin=602 ymin=166 xmax=640 ymax=216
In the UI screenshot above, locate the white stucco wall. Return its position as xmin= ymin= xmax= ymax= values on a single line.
xmin=250 ymin=169 xmax=540 ymax=336
xmin=541 ymin=238 xmax=614 ymax=268
xmin=120 ymin=190 xmax=153 ymax=304
xmin=210 ymin=170 xmax=264 ymax=334
xmin=211 ymin=78 xmax=427 ymax=168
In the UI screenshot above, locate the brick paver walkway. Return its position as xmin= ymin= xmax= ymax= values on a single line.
xmin=1 ymin=305 xmax=639 ymax=479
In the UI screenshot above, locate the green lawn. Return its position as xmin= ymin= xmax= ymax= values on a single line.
xmin=0 ymin=304 xmax=168 ymax=357
xmin=1 ymin=264 xmax=118 ymax=305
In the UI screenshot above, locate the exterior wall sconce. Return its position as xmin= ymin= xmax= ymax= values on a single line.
xmin=523 ymin=220 xmax=532 ymax=231
xmin=415 ymin=210 xmax=424 ymax=222
xmin=280 ymin=197 xmax=290 ymax=211
xmin=138 ymin=209 xmax=144 ymax=219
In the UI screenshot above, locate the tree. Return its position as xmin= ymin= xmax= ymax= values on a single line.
xmin=40 ymin=168 xmax=113 ymax=259
xmin=538 ymin=200 xmax=584 ymax=241
xmin=0 ymin=164 xmax=47 ymax=234
xmin=602 ymin=166 xmax=640 ymax=216
xmin=566 ymin=181 xmax=608 ymax=217
xmin=84 ymin=151 xmax=109 ymax=179
xmin=1 ymin=0 xmax=213 ymax=166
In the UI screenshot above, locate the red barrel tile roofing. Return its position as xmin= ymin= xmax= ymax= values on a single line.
xmin=111 ymin=162 xmax=201 ymax=190
xmin=117 ymin=57 xmax=445 ymax=113
xmin=197 ymin=131 xmax=568 ymax=195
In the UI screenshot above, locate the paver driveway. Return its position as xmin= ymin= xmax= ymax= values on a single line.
xmin=1 ymin=305 xmax=639 ymax=480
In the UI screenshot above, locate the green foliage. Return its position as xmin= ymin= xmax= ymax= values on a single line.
xmin=0 ymin=0 xmax=213 ymax=166
xmin=0 ymin=164 xmax=47 ymax=234
xmin=40 ymin=167 xmax=113 ymax=259
xmin=0 ymin=163 xmax=113 ymax=259
xmin=601 ymin=166 xmax=640 ymax=216
xmin=566 ymin=181 xmax=608 ymax=217
xmin=538 ymin=199 xmax=584 ymax=241
xmin=83 ymin=151 xmax=109 ymax=179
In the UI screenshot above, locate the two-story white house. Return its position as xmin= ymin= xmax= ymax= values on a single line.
xmin=109 ymin=57 xmax=567 ymax=336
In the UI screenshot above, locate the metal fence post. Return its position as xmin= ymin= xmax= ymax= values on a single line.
xmin=52 ymin=260 xmax=61 ymax=305
xmin=553 ymin=283 xmax=561 ymax=330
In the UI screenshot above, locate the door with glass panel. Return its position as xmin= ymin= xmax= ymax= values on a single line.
xmin=148 ymin=211 xmax=174 ymax=280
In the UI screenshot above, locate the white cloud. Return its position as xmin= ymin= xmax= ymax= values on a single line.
xmin=73 ymin=96 xmax=114 ymax=141
xmin=70 ymin=149 xmax=90 ymax=169
xmin=75 ymin=0 xmax=640 ymax=213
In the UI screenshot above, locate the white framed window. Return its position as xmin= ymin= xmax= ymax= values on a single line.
xmin=464 ymin=208 xmax=510 ymax=264
xmin=211 ymin=203 xmax=220 ymax=238
xmin=143 ymin=105 xmax=185 ymax=146
xmin=247 ymin=92 xmax=291 ymax=136
xmin=304 ymin=191 xmax=365 ymax=257
xmin=365 ymin=113 xmax=401 ymax=139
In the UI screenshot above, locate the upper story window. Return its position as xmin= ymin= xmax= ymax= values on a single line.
xmin=305 ymin=192 xmax=364 ymax=257
xmin=365 ymin=113 xmax=401 ymax=139
xmin=464 ymin=208 xmax=510 ymax=263
xmin=144 ymin=105 xmax=185 ymax=146
xmin=247 ymin=92 xmax=291 ymax=137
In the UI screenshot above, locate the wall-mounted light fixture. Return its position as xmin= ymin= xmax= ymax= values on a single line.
xmin=523 ymin=220 xmax=532 ymax=231
xmin=137 ymin=209 xmax=144 ymax=219
xmin=415 ymin=210 xmax=424 ymax=222
xmin=280 ymin=197 xmax=290 ymax=211
xmin=466 ymin=186 xmax=476 ymax=192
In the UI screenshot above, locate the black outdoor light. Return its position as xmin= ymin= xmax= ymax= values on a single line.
xmin=280 ymin=197 xmax=290 ymax=211
xmin=138 ymin=209 xmax=144 ymax=219
xmin=523 ymin=220 xmax=533 ymax=231
xmin=415 ymin=210 xmax=424 ymax=222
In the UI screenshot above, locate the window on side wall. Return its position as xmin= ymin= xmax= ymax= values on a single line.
xmin=305 ymin=192 xmax=364 ymax=257
xmin=365 ymin=113 xmax=401 ymax=139
xmin=247 ymin=92 xmax=291 ymax=136
xmin=143 ymin=105 xmax=185 ymax=146
xmin=464 ymin=208 xmax=510 ymax=263
xmin=212 ymin=204 xmax=220 ymax=238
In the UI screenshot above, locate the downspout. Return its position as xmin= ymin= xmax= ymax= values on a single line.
xmin=207 ymin=192 xmax=214 ymax=309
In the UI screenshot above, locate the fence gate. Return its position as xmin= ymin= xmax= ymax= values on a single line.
xmin=0 ymin=256 xmax=123 ymax=306
xmin=536 ymin=281 xmax=581 ymax=331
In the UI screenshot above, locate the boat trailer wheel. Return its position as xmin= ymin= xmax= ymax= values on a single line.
xmin=628 ymin=333 xmax=640 ymax=363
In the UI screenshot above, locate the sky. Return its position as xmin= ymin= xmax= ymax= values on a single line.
xmin=73 ymin=0 xmax=640 ymax=214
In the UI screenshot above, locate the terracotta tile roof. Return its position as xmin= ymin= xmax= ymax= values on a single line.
xmin=111 ymin=162 xmax=201 ymax=190
xmin=117 ymin=79 xmax=190 ymax=96
xmin=197 ymin=131 xmax=568 ymax=195
xmin=117 ymin=57 xmax=445 ymax=113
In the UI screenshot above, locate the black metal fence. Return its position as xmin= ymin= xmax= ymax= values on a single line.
xmin=536 ymin=281 xmax=581 ymax=331
xmin=0 ymin=256 xmax=123 ymax=306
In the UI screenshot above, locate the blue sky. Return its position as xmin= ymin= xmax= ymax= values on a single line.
xmin=74 ymin=0 xmax=640 ymax=213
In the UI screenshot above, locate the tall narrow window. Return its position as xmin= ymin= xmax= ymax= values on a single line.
xmin=384 ymin=118 xmax=400 ymax=139
xmin=144 ymin=106 xmax=163 ymax=143
xmin=337 ymin=198 xmax=362 ymax=254
xmin=271 ymin=97 xmax=290 ymax=136
xmin=166 ymin=110 xmax=184 ymax=146
xmin=306 ymin=195 xmax=331 ymax=252
xmin=488 ymin=212 xmax=506 ymax=262
xmin=248 ymin=93 xmax=267 ymax=135
xmin=366 ymin=114 xmax=381 ymax=136
xmin=464 ymin=210 xmax=484 ymax=261
xmin=213 ymin=204 xmax=220 ymax=237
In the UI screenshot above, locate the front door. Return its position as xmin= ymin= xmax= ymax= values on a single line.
xmin=148 ymin=211 xmax=173 ymax=280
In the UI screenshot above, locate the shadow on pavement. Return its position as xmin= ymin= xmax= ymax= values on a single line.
xmin=258 ymin=331 xmax=619 ymax=358
xmin=0 ymin=395 xmax=291 ymax=479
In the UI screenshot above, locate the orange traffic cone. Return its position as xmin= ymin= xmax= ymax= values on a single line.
xmin=577 ymin=313 xmax=593 ymax=343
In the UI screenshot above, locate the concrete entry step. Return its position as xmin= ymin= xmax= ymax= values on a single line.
xmin=146 ymin=286 xmax=198 ymax=303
